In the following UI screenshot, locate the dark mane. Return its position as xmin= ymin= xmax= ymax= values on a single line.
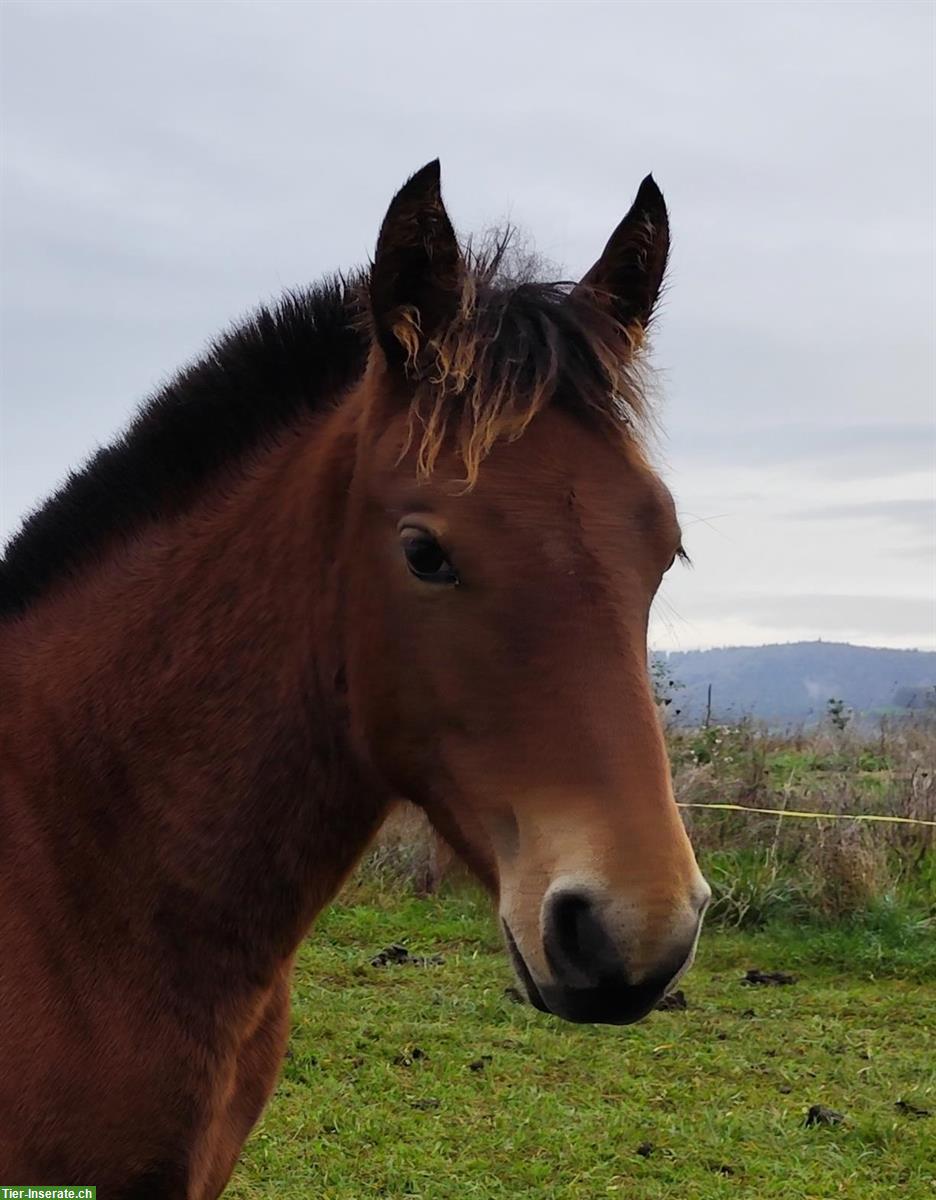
xmin=0 ymin=278 xmax=368 ymax=618
xmin=2 ymin=241 xmax=651 ymax=619
xmin=392 ymin=235 xmax=651 ymax=485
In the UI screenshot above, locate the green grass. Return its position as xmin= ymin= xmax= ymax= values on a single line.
xmin=227 ymin=890 xmax=935 ymax=1199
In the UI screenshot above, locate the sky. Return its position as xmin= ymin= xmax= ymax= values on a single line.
xmin=1 ymin=0 xmax=934 ymax=651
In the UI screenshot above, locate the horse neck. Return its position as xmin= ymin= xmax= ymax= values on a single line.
xmin=4 ymin=404 xmax=388 ymax=991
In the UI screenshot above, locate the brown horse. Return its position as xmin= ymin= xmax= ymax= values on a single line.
xmin=0 ymin=161 xmax=708 ymax=1193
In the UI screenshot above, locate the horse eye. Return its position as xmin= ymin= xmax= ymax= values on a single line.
xmin=401 ymin=530 xmax=459 ymax=585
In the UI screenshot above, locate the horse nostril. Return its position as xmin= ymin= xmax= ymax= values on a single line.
xmin=543 ymin=890 xmax=616 ymax=987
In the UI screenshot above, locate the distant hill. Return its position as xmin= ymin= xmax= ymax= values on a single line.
xmin=652 ymin=641 xmax=936 ymax=726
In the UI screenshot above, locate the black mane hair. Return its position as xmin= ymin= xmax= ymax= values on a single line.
xmin=0 ymin=278 xmax=368 ymax=617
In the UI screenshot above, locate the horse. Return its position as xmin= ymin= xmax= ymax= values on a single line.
xmin=0 ymin=160 xmax=709 ymax=1194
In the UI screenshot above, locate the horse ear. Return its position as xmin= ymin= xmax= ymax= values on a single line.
xmin=370 ymin=159 xmax=463 ymax=369
xmin=574 ymin=175 xmax=669 ymax=337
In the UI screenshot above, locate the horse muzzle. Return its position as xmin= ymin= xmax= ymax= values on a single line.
xmin=503 ymin=882 xmax=709 ymax=1025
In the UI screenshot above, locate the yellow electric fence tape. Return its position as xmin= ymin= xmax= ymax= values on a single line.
xmin=676 ymin=802 xmax=935 ymax=828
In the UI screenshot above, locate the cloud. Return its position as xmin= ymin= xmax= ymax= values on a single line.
xmin=887 ymin=543 xmax=936 ymax=562
xmin=665 ymin=423 xmax=936 ymax=482
xmin=791 ymin=498 xmax=935 ymax=535
xmin=687 ymin=593 xmax=935 ymax=640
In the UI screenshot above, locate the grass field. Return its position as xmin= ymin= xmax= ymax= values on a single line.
xmin=227 ymin=886 xmax=935 ymax=1199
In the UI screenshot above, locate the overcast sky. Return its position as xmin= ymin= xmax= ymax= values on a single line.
xmin=1 ymin=1 xmax=933 ymax=651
